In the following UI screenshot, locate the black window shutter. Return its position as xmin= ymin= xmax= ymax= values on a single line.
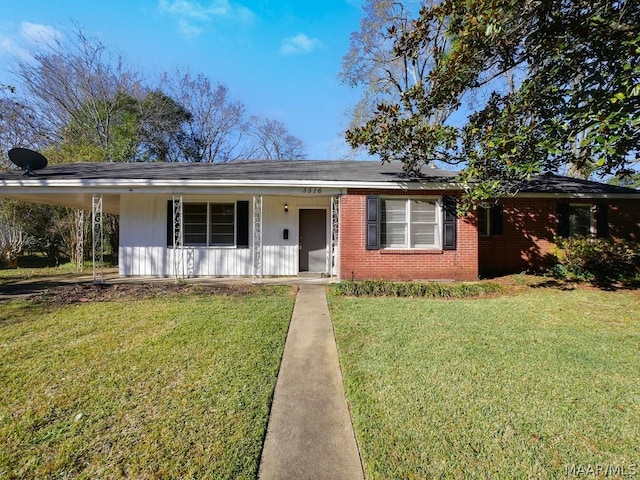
xmin=595 ymin=203 xmax=609 ymax=238
xmin=166 ymin=200 xmax=174 ymax=247
xmin=236 ymin=200 xmax=250 ymax=248
xmin=366 ymin=195 xmax=379 ymax=250
xmin=556 ymin=203 xmax=570 ymax=237
xmin=442 ymin=196 xmax=457 ymax=250
xmin=490 ymin=204 xmax=504 ymax=235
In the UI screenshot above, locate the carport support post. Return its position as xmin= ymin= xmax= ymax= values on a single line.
xmin=172 ymin=195 xmax=184 ymax=282
xmin=252 ymin=195 xmax=263 ymax=283
xmin=91 ymin=194 xmax=104 ymax=284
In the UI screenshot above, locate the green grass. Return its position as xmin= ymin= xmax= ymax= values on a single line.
xmin=329 ymin=287 xmax=640 ymax=479
xmin=0 ymin=262 xmax=112 ymax=284
xmin=0 ymin=288 xmax=295 ymax=479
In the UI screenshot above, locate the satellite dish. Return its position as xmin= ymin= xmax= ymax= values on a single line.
xmin=8 ymin=148 xmax=48 ymax=176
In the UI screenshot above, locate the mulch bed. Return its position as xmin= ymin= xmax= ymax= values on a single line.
xmin=23 ymin=282 xmax=269 ymax=307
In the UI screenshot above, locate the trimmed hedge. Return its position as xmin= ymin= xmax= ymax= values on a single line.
xmin=331 ymin=280 xmax=502 ymax=298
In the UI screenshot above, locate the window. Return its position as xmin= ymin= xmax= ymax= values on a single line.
xmin=556 ymin=202 xmax=609 ymax=239
xmin=209 ymin=203 xmax=235 ymax=246
xmin=183 ymin=203 xmax=208 ymax=245
xmin=184 ymin=202 xmax=235 ymax=246
xmin=380 ymin=198 xmax=441 ymax=249
xmin=569 ymin=204 xmax=594 ymax=237
xmin=478 ymin=205 xmax=503 ymax=237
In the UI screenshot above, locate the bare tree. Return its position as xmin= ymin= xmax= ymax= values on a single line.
xmin=340 ymin=1 xmax=450 ymax=126
xmin=0 ymin=200 xmax=32 ymax=267
xmin=13 ymin=26 xmax=143 ymax=161
xmin=0 ymin=90 xmax=49 ymax=169
xmin=245 ymin=116 xmax=307 ymax=160
xmin=340 ymin=1 xmax=459 ymax=132
xmin=161 ymin=70 xmax=247 ymax=162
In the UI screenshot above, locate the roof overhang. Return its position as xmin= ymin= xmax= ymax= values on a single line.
xmin=2 ymin=168 xmax=637 ymax=215
xmin=0 ymin=177 xmax=463 ymax=215
xmin=0 ymin=191 xmax=121 ymax=215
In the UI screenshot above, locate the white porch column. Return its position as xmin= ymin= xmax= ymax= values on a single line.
xmin=91 ymin=194 xmax=104 ymax=284
xmin=75 ymin=209 xmax=84 ymax=272
xmin=330 ymin=195 xmax=340 ymax=281
xmin=252 ymin=195 xmax=263 ymax=283
xmin=172 ymin=195 xmax=184 ymax=282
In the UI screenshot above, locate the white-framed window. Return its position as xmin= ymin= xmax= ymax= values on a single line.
xmin=183 ymin=202 xmax=235 ymax=246
xmin=380 ymin=198 xmax=441 ymax=249
xmin=569 ymin=204 xmax=595 ymax=237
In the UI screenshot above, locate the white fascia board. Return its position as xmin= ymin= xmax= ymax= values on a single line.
xmin=513 ymin=192 xmax=640 ymax=200
xmin=4 ymin=178 xmax=636 ymax=198
xmin=0 ymin=178 xmax=462 ymax=192
xmin=0 ymin=184 xmax=346 ymax=197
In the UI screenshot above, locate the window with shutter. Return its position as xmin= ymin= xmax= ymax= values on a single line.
xmin=167 ymin=201 xmax=248 ymax=247
xmin=378 ymin=197 xmax=442 ymax=249
xmin=557 ymin=203 xmax=609 ymax=238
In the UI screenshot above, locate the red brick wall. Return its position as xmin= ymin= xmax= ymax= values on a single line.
xmin=339 ymin=190 xmax=479 ymax=281
xmin=339 ymin=192 xmax=638 ymax=281
xmin=479 ymin=197 xmax=640 ymax=276
xmin=609 ymin=199 xmax=640 ymax=242
xmin=478 ymin=198 xmax=557 ymax=276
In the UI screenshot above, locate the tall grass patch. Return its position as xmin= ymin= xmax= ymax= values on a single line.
xmin=0 ymin=288 xmax=295 ymax=479
xmin=329 ymin=289 xmax=640 ymax=479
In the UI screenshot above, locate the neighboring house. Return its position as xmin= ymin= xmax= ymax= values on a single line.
xmin=0 ymin=160 xmax=638 ymax=281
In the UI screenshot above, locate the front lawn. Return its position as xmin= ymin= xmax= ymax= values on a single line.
xmin=0 ymin=287 xmax=295 ymax=479
xmin=329 ymin=285 xmax=640 ymax=479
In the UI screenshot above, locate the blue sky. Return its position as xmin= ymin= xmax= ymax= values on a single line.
xmin=0 ymin=0 xmax=367 ymax=160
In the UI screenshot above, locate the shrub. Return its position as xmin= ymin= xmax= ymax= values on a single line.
xmin=552 ymin=237 xmax=639 ymax=285
xmin=331 ymin=280 xmax=502 ymax=298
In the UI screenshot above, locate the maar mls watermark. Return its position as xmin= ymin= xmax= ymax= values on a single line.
xmin=565 ymin=463 xmax=638 ymax=477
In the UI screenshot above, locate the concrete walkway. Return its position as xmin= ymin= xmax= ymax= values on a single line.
xmin=258 ymin=285 xmax=364 ymax=480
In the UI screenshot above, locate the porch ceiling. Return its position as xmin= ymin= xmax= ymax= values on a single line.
xmin=2 ymin=192 xmax=121 ymax=215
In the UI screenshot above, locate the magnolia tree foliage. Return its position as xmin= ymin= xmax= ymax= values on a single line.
xmin=340 ymin=0 xmax=457 ymax=164
xmin=344 ymin=0 xmax=640 ymax=207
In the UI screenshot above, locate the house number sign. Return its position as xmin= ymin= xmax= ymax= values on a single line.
xmin=302 ymin=187 xmax=322 ymax=194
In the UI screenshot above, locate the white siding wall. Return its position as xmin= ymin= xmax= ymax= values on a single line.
xmin=119 ymin=195 xmax=167 ymax=276
xmin=119 ymin=193 xmax=330 ymax=277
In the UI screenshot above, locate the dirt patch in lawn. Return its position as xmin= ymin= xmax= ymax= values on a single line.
xmin=6 ymin=281 xmax=276 ymax=307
